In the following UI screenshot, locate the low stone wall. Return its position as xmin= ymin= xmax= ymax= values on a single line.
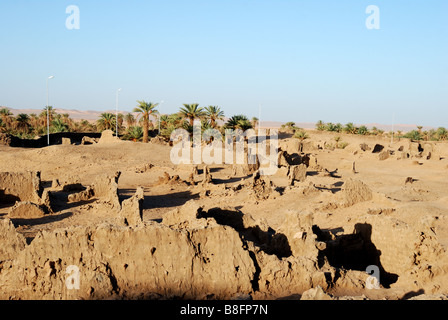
xmin=0 ymin=132 xmax=102 ymax=148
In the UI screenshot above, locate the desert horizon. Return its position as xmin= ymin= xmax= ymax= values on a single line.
xmin=1 ymin=106 xmax=436 ymax=133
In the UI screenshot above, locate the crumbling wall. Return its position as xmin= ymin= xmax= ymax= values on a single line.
xmin=352 ymin=215 xmax=448 ymax=289
xmin=0 ymin=219 xmax=26 ymax=261
xmin=0 ymin=171 xmax=42 ymax=203
xmin=0 ymin=221 xmax=255 ymax=300
xmin=92 ymin=171 xmax=121 ymax=210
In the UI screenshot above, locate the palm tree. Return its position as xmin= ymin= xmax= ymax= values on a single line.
xmin=14 ymin=114 xmax=30 ymax=134
xmin=0 ymin=119 xmax=5 ymax=133
xmin=124 ymin=113 xmax=136 ymax=128
xmin=251 ymin=117 xmax=259 ymax=130
xmin=316 ymin=120 xmax=326 ymax=131
xmin=133 ymin=100 xmax=159 ymax=143
xmin=404 ymin=130 xmax=422 ymax=141
xmin=204 ymin=106 xmax=224 ymax=128
xmin=78 ymin=119 xmax=90 ymax=132
xmin=40 ymin=106 xmax=56 ymax=129
xmin=0 ymin=108 xmax=13 ymax=129
xmin=124 ymin=126 xmax=143 ymax=142
xmin=294 ymin=129 xmax=309 ymax=141
xmin=97 ymin=113 xmax=116 ymax=131
xmin=179 ymin=104 xmax=205 ymax=126
xmin=344 ymin=122 xmax=358 ymax=134
xmin=436 ymin=127 xmax=448 ymax=141
xmin=236 ymin=119 xmax=253 ymax=131
xmin=357 ymin=125 xmax=369 ymax=135
xmin=52 ymin=118 xmax=69 ymax=133
xmin=117 ymin=113 xmax=124 ymax=133
xmin=225 ymin=115 xmax=249 ymax=130
xmin=28 ymin=113 xmax=40 ymax=131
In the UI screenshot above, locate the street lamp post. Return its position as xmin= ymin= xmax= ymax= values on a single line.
xmin=158 ymin=100 xmax=164 ymax=134
xmin=116 ymin=88 xmax=122 ymax=137
xmin=46 ymin=76 xmax=55 ymax=146
xmin=391 ymin=113 xmax=395 ymax=145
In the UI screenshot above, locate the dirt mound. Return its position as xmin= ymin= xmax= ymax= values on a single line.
xmin=8 ymin=201 xmax=47 ymax=219
xmin=247 ymin=171 xmax=274 ymax=200
xmin=98 ymin=130 xmax=120 ymax=144
xmin=342 ymin=179 xmax=373 ymax=207
xmin=154 ymin=172 xmax=190 ymax=186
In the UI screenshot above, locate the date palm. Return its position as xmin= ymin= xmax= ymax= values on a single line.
xmin=0 ymin=108 xmax=13 ymax=129
xmin=204 ymin=106 xmax=224 ymax=128
xmin=97 ymin=113 xmax=116 ymax=131
xmin=133 ymin=101 xmax=159 ymax=143
xmin=125 ymin=126 xmax=143 ymax=142
xmin=225 ymin=115 xmax=249 ymax=130
xmin=236 ymin=119 xmax=253 ymax=131
xmin=179 ymin=104 xmax=205 ymax=127
xmin=14 ymin=113 xmax=30 ymax=133
xmin=124 ymin=113 xmax=136 ymax=128
xmin=316 ymin=120 xmax=326 ymax=131
xmin=344 ymin=122 xmax=357 ymax=134
xmin=251 ymin=117 xmax=259 ymax=130
xmin=39 ymin=106 xmax=56 ymax=128
xmin=436 ymin=127 xmax=448 ymax=141
xmin=52 ymin=118 xmax=69 ymax=133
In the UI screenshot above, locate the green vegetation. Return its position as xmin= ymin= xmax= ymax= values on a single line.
xmin=4 ymin=103 xmax=445 ymax=146
xmin=293 ymin=129 xmax=309 ymax=141
xmin=133 ymin=101 xmax=159 ymax=143
xmin=315 ymin=121 xmax=447 ymax=142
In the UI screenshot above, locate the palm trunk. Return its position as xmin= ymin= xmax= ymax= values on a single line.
xmin=143 ymin=114 xmax=149 ymax=143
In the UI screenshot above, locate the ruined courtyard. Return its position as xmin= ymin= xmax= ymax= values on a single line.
xmin=1 ymin=130 xmax=448 ymax=300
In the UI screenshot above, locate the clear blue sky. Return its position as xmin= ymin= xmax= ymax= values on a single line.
xmin=1 ymin=0 xmax=447 ymax=127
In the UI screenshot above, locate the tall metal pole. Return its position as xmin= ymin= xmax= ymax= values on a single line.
xmin=158 ymin=100 xmax=164 ymax=134
xmin=391 ymin=112 xmax=395 ymax=144
xmin=47 ymin=78 xmax=49 ymax=145
xmin=46 ymin=76 xmax=54 ymax=146
xmin=116 ymin=88 xmax=122 ymax=137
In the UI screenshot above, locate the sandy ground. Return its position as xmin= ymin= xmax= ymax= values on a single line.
xmin=1 ymin=129 xmax=448 ymax=300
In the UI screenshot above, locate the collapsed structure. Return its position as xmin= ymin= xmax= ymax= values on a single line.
xmin=0 ymin=133 xmax=447 ymax=300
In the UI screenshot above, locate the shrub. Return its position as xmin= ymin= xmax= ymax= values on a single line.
xmin=294 ymin=129 xmax=309 ymax=141
xmin=403 ymin=130 xmax=422 ymax=141
xmin=358 ymin=125 xmax=368 ymax=135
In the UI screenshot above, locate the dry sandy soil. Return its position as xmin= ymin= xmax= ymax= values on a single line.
xmin=1 ymin=129 xmax=448 ymax=300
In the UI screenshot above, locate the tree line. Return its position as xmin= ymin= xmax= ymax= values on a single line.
xmin=2 ymin=105 xmax=446 ymax=143
xmin=0 ymin=103 xmax=260 ymax=143
xmin=313 ymin=121 xmax=448 ymax=142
